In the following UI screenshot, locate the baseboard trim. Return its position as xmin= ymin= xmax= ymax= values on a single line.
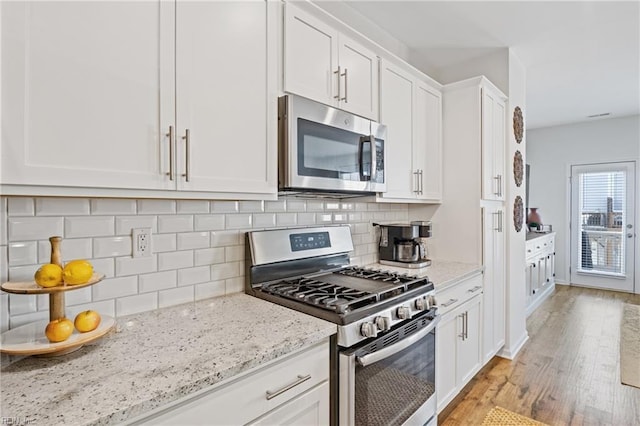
xmin=498 ymin=331 xmax=529 ymax=360
xmin=526 ymin=283 xmax=556 ymax=317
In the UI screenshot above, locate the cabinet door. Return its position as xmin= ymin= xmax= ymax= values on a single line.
xmin=337 ymin=34 xmax=378 ymax=120
xmin=379 ymin=60 xmax=415 ymax=200
xmin=457 ymin=295 xmax=482 ymax=387
xmin=284 ymin=3 xmax=338 ymax=107
xmin=436 ymin=311 xmax=458 ymax=412
xmin=249 ymin=382 xmax=329 ymax=426
xmin=414 ymin=81 xmax=442 ymax=202
xmin=481 ymin=88 xmax=505 ymax=201
xmin=175 ymin=1 xmax=276 ymax=194
xmin=1 ymin=1 xmax=174 ymax=190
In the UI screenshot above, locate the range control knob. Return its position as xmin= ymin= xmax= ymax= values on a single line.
xmin=360 ymin=322 xmax=378 ymax=338
xmin=415 ymin=297 xmax=426 ymax=311
xmin=375 ymin=316 xmax=392 ymax=332
xmin=397 ymin=306 xmax=411 ymax=320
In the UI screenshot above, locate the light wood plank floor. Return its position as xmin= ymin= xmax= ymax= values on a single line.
xmin=439 ymin=285 xmax=640 ymax=426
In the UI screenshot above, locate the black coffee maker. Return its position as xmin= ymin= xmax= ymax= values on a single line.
xmin=374 ymin=221 xmax=432 ymax=268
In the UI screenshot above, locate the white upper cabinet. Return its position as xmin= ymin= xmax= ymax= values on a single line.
xmin=377 ymin=59 xmax=442 ymax=203
xmin=1 ymin=1 xmax=277 ymax=199
xmin=284 ymin=3 xmax=378 ymax=120
xmin=481 ymin=85 xmax=506 ymax=201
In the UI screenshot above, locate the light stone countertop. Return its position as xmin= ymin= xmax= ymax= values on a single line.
xmin=0 ymin=293 xmax=336 ymax=425
xmin=367 ymin=260 xmax=483 ymax=292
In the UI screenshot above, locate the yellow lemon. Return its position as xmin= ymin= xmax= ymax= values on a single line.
xmin=34 ymin=264 xmax=63 ymax=288
xmin=62 ymin=259 xmax=94 ymax=285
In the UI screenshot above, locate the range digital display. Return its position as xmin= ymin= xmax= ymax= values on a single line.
xmin=290 ymin=232 xmax=331 ymax=252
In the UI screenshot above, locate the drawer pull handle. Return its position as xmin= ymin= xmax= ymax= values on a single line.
xmin=467 ymin=285 xmax=482 ymax=293
xmin=266 ymin=374 xmax=311 ymax=400
xmin=440 ymin=298 xmax=458 ymax=307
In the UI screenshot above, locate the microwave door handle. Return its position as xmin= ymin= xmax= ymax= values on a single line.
xmin=369 ymin=135 xmax=377 ymax=181
xmin=356 ymin=318 xmax=439 ymax=367
xmin=358 ymin=135 xmax=372 ymax=181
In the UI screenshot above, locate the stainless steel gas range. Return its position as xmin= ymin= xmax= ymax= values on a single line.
xmin=246 ymin=225 xmax=439 ymax=426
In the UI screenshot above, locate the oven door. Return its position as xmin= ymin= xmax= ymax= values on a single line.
xmin=280 ymin=94 xmax=386 ymax=193
xmin=339 ymin=314 xmax=438 ymax=426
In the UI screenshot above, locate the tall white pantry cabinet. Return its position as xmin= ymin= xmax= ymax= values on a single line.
xmin=1 ymin=1 xmax=277 ymax=198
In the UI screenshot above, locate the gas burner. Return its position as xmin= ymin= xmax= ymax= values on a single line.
xmin=336 ymin=267 xmax=415 ymax=284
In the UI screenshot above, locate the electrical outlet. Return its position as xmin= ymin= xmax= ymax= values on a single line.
xmin=132 ymin=228 xmax=152 ymax=258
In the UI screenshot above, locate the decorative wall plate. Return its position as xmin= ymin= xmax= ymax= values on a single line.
xmin=513 ymin=106 xmax=524 ymax=143
xmin=514 ymin=196 xmax=524 ymax=232
xmin=513 ymin=150 xmax=523 ymax=187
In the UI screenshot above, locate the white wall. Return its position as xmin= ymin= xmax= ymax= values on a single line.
xmin=527 ymin=115 xmax=640 ymax=291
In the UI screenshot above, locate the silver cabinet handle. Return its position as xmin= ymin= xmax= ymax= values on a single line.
xmin=418 ymin=170 xmax=424 ymax=194
xmin=413 ymin=170 xmax=420 ymax=194
xmin=498 ymin=210 xmax=503 ymax=233
xmin=182 ymin=129 xmax=191 ymax=182
xmin=440 ymin=298 xmax=458 ymax=307
xmin=458 ymin=313 xmax=465 ymax=340
xmin=467 ymin=285 xmax=482 ymax=293
xmin=341 ymin=68 xmax=348 ymax=102
xmin=265 ymin=374 xmax=311 ymax=400
xmin=333 ymin=66 xmax=341 ymax=100
xmin=166 ymin=126 xmax=174 ymax=180
xmin=464 ymin=311 xmax=469 ymax=340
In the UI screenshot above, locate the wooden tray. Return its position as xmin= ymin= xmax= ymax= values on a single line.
xmin=0 ymin=315 xmax=116 ymax=356
xmin=1 ymin=273 xmax=105 ymax=294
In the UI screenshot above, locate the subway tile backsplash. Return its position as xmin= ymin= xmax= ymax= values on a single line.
xmin=0 ymin=196 xmax=408 ymax=330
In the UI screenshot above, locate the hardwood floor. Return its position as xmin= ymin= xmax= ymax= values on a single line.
xmin=439 ymin=285 xmax=640 ymax=426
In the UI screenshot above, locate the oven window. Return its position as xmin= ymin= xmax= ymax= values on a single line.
xmin=354 ymin=328 xmax=435 ymax=426
xmin=298 ymin=118 xmax=369 ymax=181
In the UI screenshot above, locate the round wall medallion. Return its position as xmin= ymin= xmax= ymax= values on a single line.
xmin=514 ymin=196 xmax=524 ymax=232
xmin=513 ymin=150 xmax=523 ymax=187
xmin=513 ymin=106 xmax=524 ymax=143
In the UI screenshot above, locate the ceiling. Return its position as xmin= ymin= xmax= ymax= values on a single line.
xmin=316 ymin=1 xmax=640 ymax=130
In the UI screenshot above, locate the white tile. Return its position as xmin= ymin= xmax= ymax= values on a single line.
xmin=354 ymin=223 xmax=370 ymax=234
xmin=8 ymin=242 xmax=37 ymax=266
xmin=340 ymin=203 xmax=355 ymax=210
xmin=195 ymin=281 xmax=225 ymax=300
xmin=115 ymin=255 xmax=157 ymax=276
xmin=225 ymin=277 xmax=244 ymax=294
xmin=158 ymin=215 xmax=193 ymax=233
xmin=297 ymin=213 xmax=316 ymax=225
xmin=194 ymin=247 xmax=225 ymax=266
xmin=0 ymin=294 xmax=9 ymax=332
xmin=36 ymin=293 xmax=48 ymax=311
xmin=252 ymin=213 xmax=276 ymax=228
xmin=265 ymin=200 xmax=286 ymax=212
xmin=64 ymin=287 xmax=92 ymax=306
xmin=66 ymin=300 xmax=116 ymax=319
xmin=93 ymin=236 xmax=132 ymax=258
xmin=35 ymin=198 xmax=90 ymax=216
xmin=211 ymin=231 xmax=241 ymax=247
xmin=90 ymin=258 xmax=115 ymax=278
xmin=333 ymin=213 xmax=348 ymax=223
xmin=0 ymin=246 xmax=8 ymax=283
xmin=211 ymin=201 xmax=239 ymax=213
xmin=239 ymin=201 xmax=264 ymax=212
xmin=139 ymin=270 xmax=177 ymax=293
xmin=318 ymin=214 xmax=333 ymax=224
xmin=276 ymin=213 xmax=297 ymax=226
xmin=116 ymin=293 xmax=158 ymax=317
xmin=8 ymin=264 xmax=38 ymax=282
xmin=178 ymin=266 xmax=210 ymax=286
xmin=0 ymin=198 xmax=8 ymax=245
xmin=211 ymin=262 xmax=240 ymax=280
xmin=137 ymin=199 xmax=176 ymax=214
xmin=226 ymin=214 xmax=252 ymax=229
xmin=325 ymin=202 xmax=340 ymax=211
xmin=285 ymin=200 xmax=306 ymax=212
xmin=115 ymin=216 xmax=157 ymax=235
xmin=306 ymin=201 xmax=325 ymax=212
xmin=355 ymin=203 xmax=369 ymax=212
xmin=92 ymin=276 xmax=138 ymax=301
xmin=8 ymin=294 xmax=37 ymax=315
xmin=158 ymin=286 xmax=194 ymax=308
xmin=10 ymin=311 xmax=49 ymax=328
xmin=65 ymin=216 xmax=114 ymax=238
xmin=177 ymin=200 xmax=210 ymax=214
xmin=38 ymin=238 xmax=92 ymax=263
xmin=348 ymin=212 xmax=363 ymax=222
xmin=91 ymin=199 xmax=136 ymax=215
xmin=8 ymin=217 xmax=63 ymax=241
xmin=177 ymin=232 xmax=209 ymax=250
xmin=158 ymin=251 xmax=193 ymax=271
xmin=224 ymin=246 xmax=244 ymax=262
xmin=152 ymin=233 xmax=177 ymax=253
xmin=367 ymin=203 xmax=379 ymax=211
xmin=7 ymin=197 xmax=34 ymax=216
xmin=194 ymin=215 xmax=225 ymax=231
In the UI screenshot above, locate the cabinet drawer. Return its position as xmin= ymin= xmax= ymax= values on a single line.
xmin=134 ymin=340 xmax=329 ymax=425
xmin=435 ymin=273 xmax=483 ymax=315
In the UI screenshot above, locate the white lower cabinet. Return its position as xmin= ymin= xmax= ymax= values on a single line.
xmin=126 ymin=340 xmax=329 ymax=426
xmin=525 ymin=233 xmax=556 ymax=316
xmin=435 ymin=275 xmax=483 ymax=412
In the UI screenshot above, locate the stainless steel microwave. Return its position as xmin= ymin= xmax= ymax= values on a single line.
xmin=278 ymin=94 xmax=386 ymax=196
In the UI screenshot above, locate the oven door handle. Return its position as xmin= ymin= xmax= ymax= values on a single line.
xmin=356 ymin=317 xmax=439 ymax=367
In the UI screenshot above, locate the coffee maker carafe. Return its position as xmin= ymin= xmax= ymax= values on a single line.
xmin=374 ymin=221 xmax=432 ymax=268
